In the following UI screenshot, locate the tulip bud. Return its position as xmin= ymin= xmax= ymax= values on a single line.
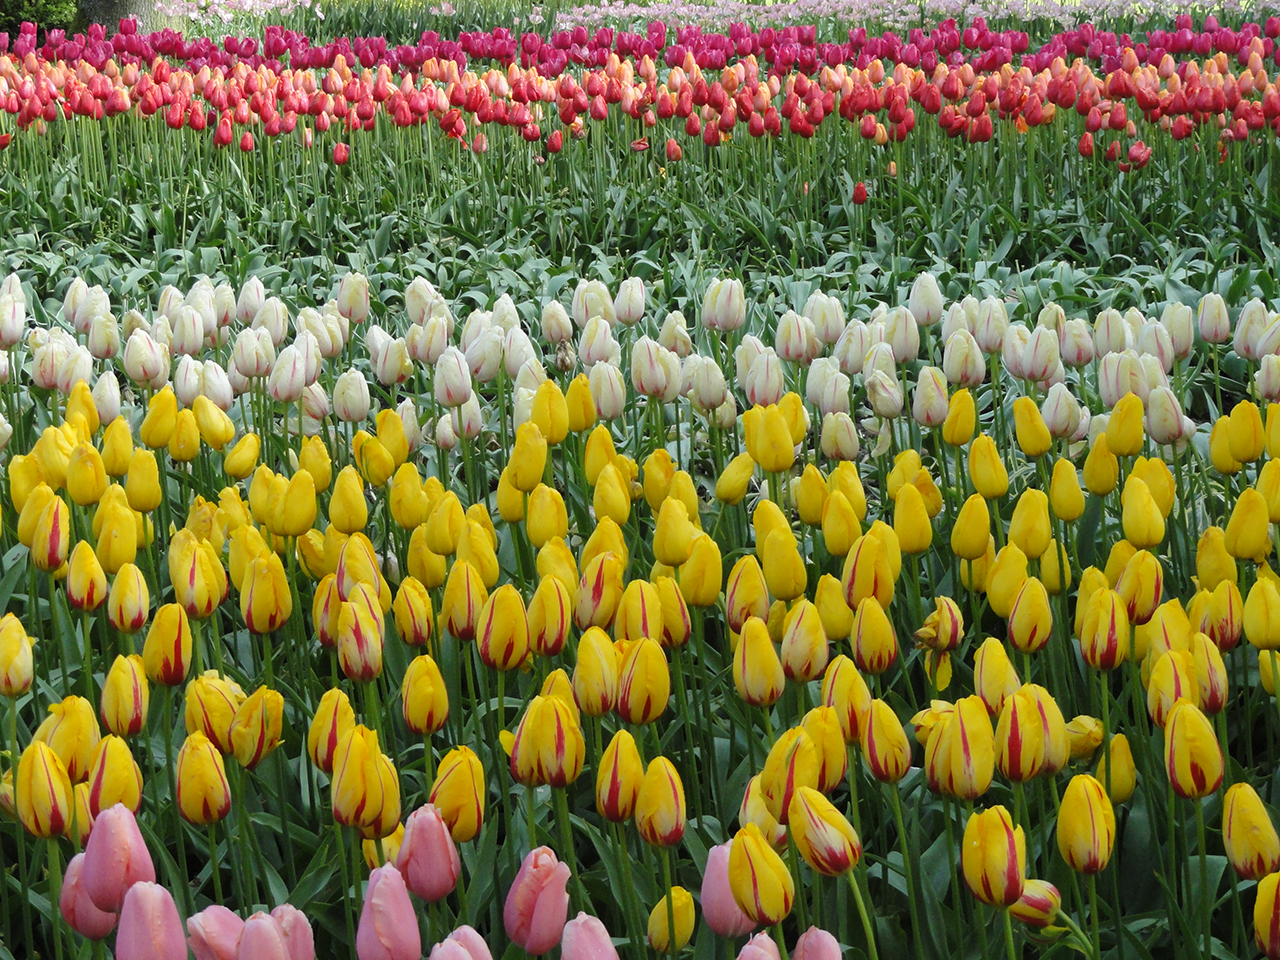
xmin=962 ymin=805 xmax=1026 ymax=906
xmin=728 ymin=823 xmax=794 ymax=925
xmin=1164 ymin=699 xmax=1223 ymax=799
xmin=1224 ymin=783 xmax=1280 ymax=880
xmin=1056 ymin=774 xmax=1115 ymax=874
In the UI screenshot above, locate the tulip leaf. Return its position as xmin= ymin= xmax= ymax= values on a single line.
xmin=287 ymin=829 xmax=336 ymax=909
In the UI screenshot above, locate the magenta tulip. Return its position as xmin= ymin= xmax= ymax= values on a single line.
xmin=115 ymin=882 xmax=187 ymax=960
xmin=396 ymin=803 xmax=461 ymax=903
xmin=430 ymin=925 xmax=494 ymax=960
xmin=503 ymin=846 xmax=571 ymax=956
xmin=271 ymin=903 xmax=317 ymax=960
xmin=739 ymin=933 xmax=782 ymax=960
xmin=561 ymin=912 xmax=619 ymax=960
xmin=239 ymin=913 xmax=291 ymax=960
xmin=81 ymin=804 xmax=156 ymax=913
xmin=188 ymin=905 xmax=245 ymax=960
xmin=60 ymin=852 xmax=118 ymax=940
xmin=701 ymin=842 xmax=756 ymax=938
xmin=357 ymin=864 xmax=422 ymax=960
xmin=793 ymin=928 xmax=841 ymax=960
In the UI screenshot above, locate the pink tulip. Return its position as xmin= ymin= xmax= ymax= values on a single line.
xmin=739 ymin=933 xmax=781 ymax=960
xmin=396 ymin=803 xmax=461 ymax=903
xmin=81 ymin=804 xmax=156 ymax=913
xmin=357 ymin=864 xmax=421 ymax=960
xmin=115 ymin=882 xmax=187 ymax=960
xmin=60 ymin=852 xmax=118 ymax=940
xmin=188 ymin=905 xmax=245 ymax=960
xmin=793 ymin=927 xmax=841 ymax=960
xmin=271 ymin=903 xmax=317 ymax=960
xmin=239 ymin=913 xmax=291 ymax=960
xmin=430 ymin=925 xmax=494 ymax=960
xmin=504 ymin=846 xmax=570 ymax=956
xmin=561 ymin=912 xmax=619 ymax=960
xmin=701 ymin=842 xmax=756 ymax=938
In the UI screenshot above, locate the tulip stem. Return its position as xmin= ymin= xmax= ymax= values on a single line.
xmin=661 ymin=846 xmax=678 ymax=957
xmin=847 ymin=868 xmax=880 ymax=960
xmin=787 ymin=835 xmax=810 ymax=931
xmin=46 ymin=838 xmax=64 ymax=960
xmin=554 ymin=786 xmax=585 ymax=913
xmin=162 ymin=685 xmax=193 ymax=917
xmin=79 ymin=608 xmax=94 ymax=703
xmin=772 ymin=924 xmax=790 ymax=960
xmin=888 ymin=782 xmax=924 ymax=960
xmin=1194 ymin=800 xmax=1211 ymax=960
xmin=334 ymin=821 xmax=357 ymax=959
xmin=613 ymin=821 xmax=645 ymax=959
xmin=207 ymin=823 xmax=223 ymax=902
xmin=845 ymin=745 xmax=861 ymax=834
xmin=1001 ymin=907 xmax=1018 ymax=960
xmin=1086 ymin=874 xmax=1100 ymax=960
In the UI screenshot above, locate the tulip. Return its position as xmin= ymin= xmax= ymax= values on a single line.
xmin=358 ymin=865 xmax=422 ymax=960
xmin=68 ymin=539 xmax=109 ymax=611
xmin=1147 ymin=650 xmax=1197 ymax=727
xmin=0 ymin=615 xmax=33 ymax=697
xmin=1256 ymin=872 xmax=1280 ymax=959
xmin=61 ymin=852 xmax=119 ymax=940
xmin=1010 ymin=879 xmax=1061 ymax=929
xmin=1224 ymin=783 xmax=1280 ymax=880
xmin=16 ymin=740 xmax=72 ymax=837
xmin=636 ymin=756 xmax=686 ymax=846
xmin=617 ymin=637 xmax=670 ymax=725
xmin=241 ymin=552 xmax=292 ymax=634
xmin=429 ymin=745 xmax=485 ymax=843
xmin=962 ymin=806 xmax=1025 ymax=906
xmin=821 ymin=656 xmax=871 ymax=744
xmin=504 ymin=846 xmax=570 ymax=955
xmin=142 ymin=603 xmax=192 ymax=687
xmin=574 ymin=552 xmax=624 ymax=631
xmin=729 ymin=823 xmax=794 ymax=925
xmin=562 ymin=913 xmax=620 ymax=960
xmin=176 ymin=731 xmax=231 ymax=825
xmin=701 ymin=841 xmax=757 ymax=937
xmin=101 ymin=660 xmax=149 ymax=742
xmin=81 ymin=803 xmax=155 ymax=912
xmin=511 ymin=695 xmax=585 ymax=788
xmin=860 ymin=699 xmax=911 ymax=783
xmin=187 ymin=906 xmax=248 ymax=960
xmin=1164 ymin=699 xmax=1224 ymax=799
xmin=395 ymin=803 xmax=461 ymax=903
xmin=1008 ymin=578 xmax=1052 ymax=654
xmin=892 ymin=483 xmax=932 ymax=554
xmin=1247 ymin=579 xmax=1280 ymax=650
xmin=852 ymin=598 xmax=898 ymax=675
xmin=648 ymin=887 xmax=695 ymax=953
xmin=34 ymin=695 xmax=100 ymax=783
xmin=230 ymin=686 xmax=284 ymax=771
xmin=789 ymin=787 xmax=861 ymax=875
xmin=1092 ymin=731 xmax=1136 ymax=804
xmin=116 ymin=882 xmax=187 ymax=960
xmin=431 ymin=927 xmax=493 ymax=960
xmin=734 ymin=617 xmax=785 ymax=707
xmin=30 ymin=494 xmax=70 ymax=572
xmin=1079 ymin=589 xmax=1130 ymax=671
xmin=595 ymin=729 xmax=643 ymax=822
xmin=995 ymin=687 xmax=1045 ymax=783
xmin=1227 ymin=489 xmax=1273 ymax=561
xmin=85 ymin=733 xmax=143 ymax=814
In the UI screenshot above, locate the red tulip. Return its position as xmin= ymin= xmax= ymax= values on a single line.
xmin=665 ymin=138 xmax=682 ymax=161
xmin=334 ymin=142 xmax=350 ymax=165
xmin=852 ymin=182 xmax=867 ymax=204
xmin=1078 ymin=131 xmax=1094 ymax=157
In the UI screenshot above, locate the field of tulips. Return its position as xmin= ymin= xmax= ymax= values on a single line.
xmin=2 ymin=252 xmax=1280 ymax=960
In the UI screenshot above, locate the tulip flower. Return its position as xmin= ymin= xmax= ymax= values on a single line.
xmin=431 ymin=926 xmax=493 ymax=960
xmin=596 ymin=729 xmax=643 ymax=823
xmin=1079 ymin=589 xmax=1130 ymax=671
xmin=396 ymin=803 xmax=461 ymax=903
xmin=81 ymin=803 xmax=155 ymax=913
xmin=789 ymin=786 xmax=861 ymax=875
xmin=852 ymin=598 xmax=898 ymax=675
xmin=85 ymin=735 xmax=143 ymax=815
xmin=1009 ymin=879 xmax=1061 ymax=929
xmin=402 ymin=655 xmax=448 ymax=736
xmin=230 ymin=686 xmax=284 ymax=771
xmin=734 ymin=617 xmax=785 ymax=707
xmin=34 ymin=695 xmax=100 ymax=783
xmin=1147 ymin=651 xmax=1197 ymax=728
xmin=617 ymin=637 xmax=669 ymax=725
xmin=561 ymin=914 xmax=619 ymax=960
xmin=1224 ymin=783 xmax=1280 ymax=880
xmin=728 ymin=823 xmax=794 ymax=925
xmin=175 ymin=731 xmax=231 ymax=826
xmin=860 ymin=699 xmax=911 ymax=784
xmin=504 ymin=846 xmax=570 ymax=955
xmin=1094 ymin=732 xmax=1136 ymax=805
xmin=510 ymin=695 xmax=585 ymax=788
xmin=116 ymin=882 xmax=187 ymax=960
xmin=0 ymin=618 xmax=35 ymax=699
xmin=142 ymin=603 xmax=192 ymax=687
xmin=61 ymin=852 xmax=119 ymax=940
xmin=636 ymin=756 xmax=686 ymax=846
xmin=962 ymin=805 xmax=1025 ymax=906
xmin=648 ymin=887 xmax=695 ymax=953
xmin=1164 ymin=699 xmax=1224 ymax=799
xmin=358 ymin=864 xmax=422 ymax=960
xmin=822 ymin=656 xmax=871 ymax=744
xmin=701 ymin=841 xmax=757 ymax=937
xmin=430 ymin=746 xmax=485 ymax=842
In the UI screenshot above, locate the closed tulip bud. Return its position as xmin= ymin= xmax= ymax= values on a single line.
xmin=326 ymin=465 xmax=368 ymax=535
xmin=1102 ymin=392 xmax=1143 ymax=457
xmin=510 ymin=695 xmax=585 ymax=788
xmin=61 ymin=851 xmax=119 ymax=940
xmin=1230 ymin=399 xmax=1266 ymax=463
xmin=138 ymin=386 xmax=177 ymax=450
xmin=1164 ymin=699 xmax=1223 ymax=800
xmin=30 ymin=494 xmax=69 ymax=572
xmin=940 ymin=694 xmax=997 ymax=799
xmin=821 ymin=655 xmax=871 ymax=744
xmin=308 ymin=687 xmax=356 ymax=774
xmin=701 ymin=843 xmax=757 ymax=939
xmin=1048 ymin=458 xmax=1085 ymax=523
xmin=1066 ymin=715 xmax=1104 ymax=760
xmin=968 ymin=434 xmax=1008 ymax=499
xmin=1224 ymin=783 xmax=1280 ymax=880
xmin=357 ymin=865 xmax=421 ymax=960
xmin=590 ymin=727 xmax=644 ymax=823
xmin=0 ymin=615 xmax=33 ymax=697
xmin=892 ymin=483 xmax=932 ymax=554
xmin=617 ymin=637 xmax=670 ymax=725
xmin=1227 ymin=488 xmax=1273 ymax=561
xmin=507 ymin=422 xmax=548 ymax=493
xmin=1008 ymin=489 xmax=1051 ymax=559
xmin=986 ymin=544 xmax=1028 ymax=621
xmin=635 ymin=756 xmax=686 ymax=846
xmin=1120 ymin=477 xmax=1164 ymax=549
xmin=777 ymin=601 xmax=828 ymax=682
xmin=860 ymin=698 xmax=911 ymax=783
xmin=443 ymin=560 xmax=487 ymax=642
xmin=1012 ymin=396 xmax=1051 ymax=457
xmin=85 ymin=736 xmax=143 ymax=815
xmin=222 ymin=432 xmax=260 ymax=480
xmin=962 ymin=806 xmax=1026 ymax=906
xmin=912 ymin=365 xmax=949 ymax=427
xmin=229 ymin=685 xmax=284 ymax=772
xmin=974 ymin=636 xmax=1020 ymax=716
xmin=789 ymin=787 xmax=861 ymax=877
xmin=17 ymin=739 xmax=73 ymax=837
xmin=729 ymin=823 xmax=795 ymax=925
xmin=1055 ymin=774 xmax=1115 ymax=874
xmin=399 ymin=654 xmax=447 ymax=737
xmin=1080 ymin=589 xmax=1130 ymax=671
xmin=338 ymin=583 xmax=386 ymax=683
xmin=66 ymin=540 xmax=108 ymax=611
xmin=1191 ymin=632 xmax=1229 ymax=714
xmin=1256 ymin=873 xmax=1280 ymax=959
xmin=1247 ymin=579 xmax=1280 ymax=650
xmin=852 ymin=598 xmax=898 ymax=675
xmin=67 ymin=442 xmax=108 ymax=507
xmin=760 ymin=726 xmax=819 ymax=825
xmin=426 ymin=745 xmax=485 ymax=843
xmin=566 ymin=626 xmax=617 ymax=718
xmin=100 ymin=655 xmax=149 ymax=738
xmin=995 ymin=686 xmax=1046 ymax=784
xmin=1093 ymin=732 xmax=1136 ymax=805
xmin=941 ymin=388 xmax=977 ymax=446
xmin=943 ymin=329 xmax=985 ymax=387
xmin=841 ymin=531 xmax=895 ymax=610
xmin=1116 ymin=549 xmax=1163 ymax=627
xmin=476 ymin=584 xmax=530 ymax=672
xmin=1082 ymin=434 xmax=1120 ymax=496
xmin=391 ymin=577 xmax=433 ymax=649
xmin=241 ymin=552 xmax=292 ymax=634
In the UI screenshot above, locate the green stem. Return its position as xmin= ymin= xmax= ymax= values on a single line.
xmin=207 ymin=823 xmax=223 ymax=903
xmin=1195 ymin=800 xmax=1210 ymax=960
xmin=335 ymin=821 xmax=357 ymax=960
xmin=162 ymin=686 xmax=191 ymax=917
xmin=47 ymin=839 xmax=65 ymax=960
xmin=661 ymin=846 xmax=678 ymax=957
xmin=554 ymin=786 xmax=586 ymax=913
xmin=847 ymin=869 xmax=881 ymax=960
xmin=1001 ymin=907 xmax=1017 ymax=960
xmin=889 ymin=782 xmax=924 ymax=960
